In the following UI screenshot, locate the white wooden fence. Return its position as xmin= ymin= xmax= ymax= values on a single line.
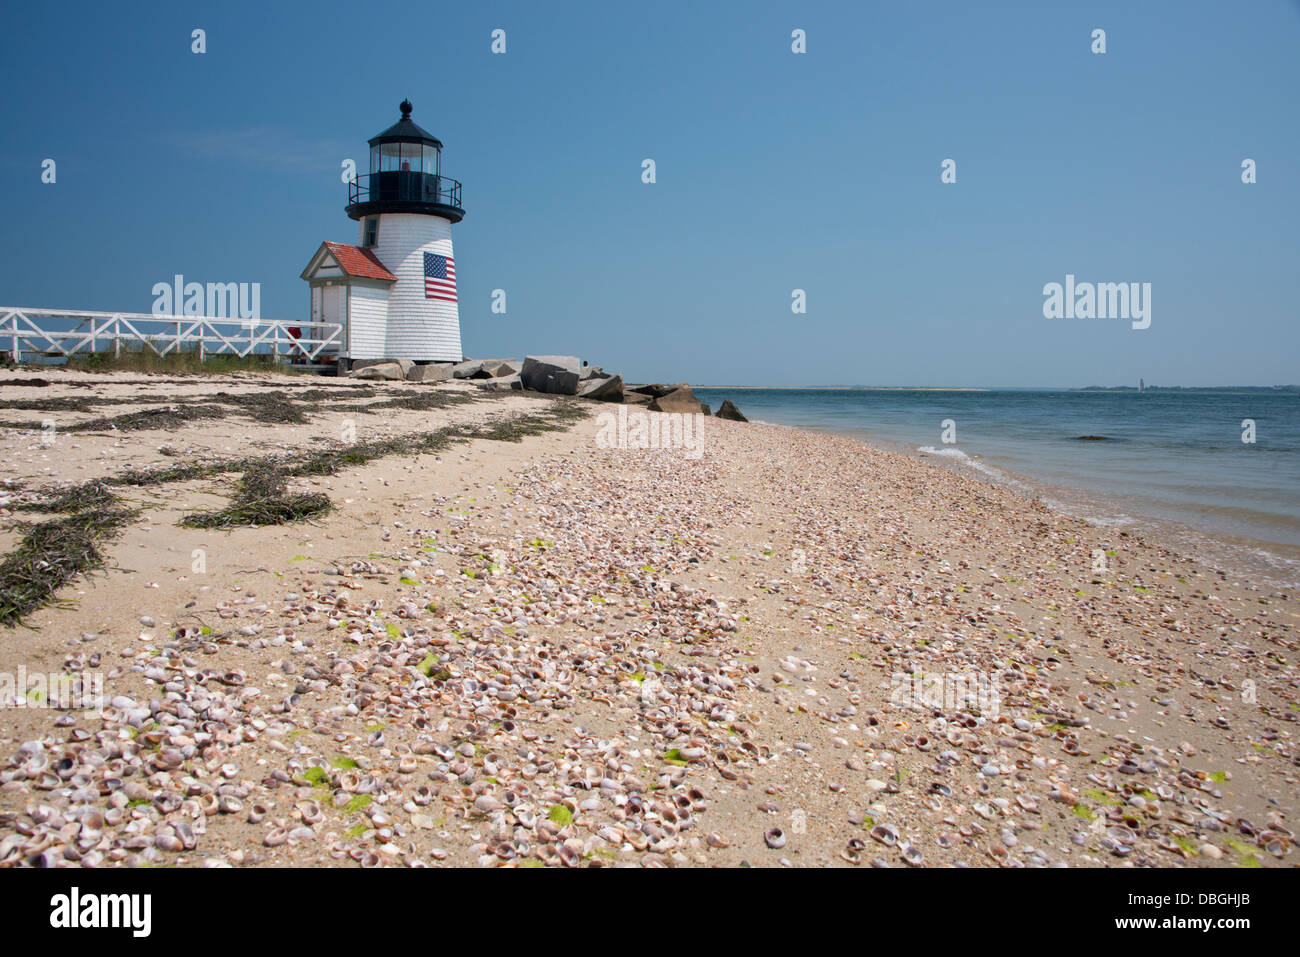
xmin=0 ymin=307 xmax=343 ymax=364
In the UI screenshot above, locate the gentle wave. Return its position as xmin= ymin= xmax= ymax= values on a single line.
xmin=916 ymin=446 xmax=1017 ymax=485
xmin=698 ymin=388 xmax=1300 ymax=586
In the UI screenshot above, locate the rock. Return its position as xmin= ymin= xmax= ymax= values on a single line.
xmin=622 ymin=391 xmax=653 ymax=406
xmin=476 ymin=374 xmax=522 ymax=392
xmin=351 ymin=358 xmax=414 ymax=377
xmin=520 ymin=355 xmax=582 ymax=395
xmin=578 ymin=374 xmax=623 ymax=402
xmin=579 ymin=365 xmax=605 ymax=381
xmin=648 ymin=384 xmax=706 ymax=414
xmin=451 ymin=358 xmax=514 ymax=379
xmin=629 ymin=382 xmax=684 ymax=398
xmin=715 ymin=399 xmax=748 ymax=422
xmin=406 ymin=363 xmax=453 ymax=383
xmin=348 ymin=361 xmax=406 ymax=381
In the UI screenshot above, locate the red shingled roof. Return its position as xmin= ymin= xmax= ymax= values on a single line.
xmin=322 ymin=241 xmax=397 ymax=281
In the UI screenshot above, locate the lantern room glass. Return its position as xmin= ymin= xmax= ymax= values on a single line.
xmin=370 ymin=142 xmax=440 ymax=175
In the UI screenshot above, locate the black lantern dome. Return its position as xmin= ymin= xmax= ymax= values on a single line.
xmin=345 ymin=100 xmax=464 ymax=223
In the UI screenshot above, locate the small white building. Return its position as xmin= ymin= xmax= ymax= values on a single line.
xmin=301 ymin=100 xmax=465 ymax=365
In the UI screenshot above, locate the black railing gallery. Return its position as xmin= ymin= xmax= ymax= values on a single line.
xmin=347 ymin=170 xmax=463 ymax=210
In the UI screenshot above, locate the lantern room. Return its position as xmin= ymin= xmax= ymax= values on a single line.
xmin=345 ymin=99 xmax=464 ymax=224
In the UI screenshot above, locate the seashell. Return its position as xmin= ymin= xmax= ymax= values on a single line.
xmin=900 ymin=843 xmax=923 ymax=866
xmin=263 ymin=828 xmax=288 ymax=847
xmin=764 ymin=827 xmax=786 ymax=849
xmin=29 ymin=804 xmax=59 ymax=825
xmin=1262 ymin=834 xmax=1290 ymax=858
xmin=175 ymin=821 xmax=197 ymax=850
xmin=556 ymin=841 xmax=582 ymax=867
xmin=871 ymin=824 xmax=899 ymax=847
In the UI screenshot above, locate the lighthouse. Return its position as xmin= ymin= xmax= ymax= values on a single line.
xmin=301 ymin=100 xmax=465 ymax=366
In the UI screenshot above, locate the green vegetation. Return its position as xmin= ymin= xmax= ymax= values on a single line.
xmin=0 ymin=506 xmax=136 ymax=627
xmin=0 ymin=400 xmax=589 ymax=624
xmin=61 ymin=344 xmax=303 ymax=376
xmin=180 ymin=462 xmax=333 ymax=529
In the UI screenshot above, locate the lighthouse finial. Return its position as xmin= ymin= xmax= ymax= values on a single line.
xmin=400 ymin=99 xmax=413 ymax=119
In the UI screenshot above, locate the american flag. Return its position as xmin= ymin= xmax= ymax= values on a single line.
xmin=424 ymin=251 xmax=457 ymax=302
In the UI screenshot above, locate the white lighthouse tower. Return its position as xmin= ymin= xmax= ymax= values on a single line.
xmin=301 ymin=100 xmax=465 ymax=366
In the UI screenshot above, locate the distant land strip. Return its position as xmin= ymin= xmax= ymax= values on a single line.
xmin=693 ymin=386 xmax=990 ymax=391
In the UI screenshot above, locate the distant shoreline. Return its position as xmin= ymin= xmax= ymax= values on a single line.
xmin=692 ymin=386 xmax=989 ymax=391
xmin=693 ymin=385 xmax=1298 ymax=393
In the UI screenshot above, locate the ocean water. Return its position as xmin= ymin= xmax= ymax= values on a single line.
xmin=695 ymin=388 xmax=1300 ymax=587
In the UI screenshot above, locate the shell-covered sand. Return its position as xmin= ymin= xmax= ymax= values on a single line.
xmin=0 ymin=369 xmax=1295 ymax=868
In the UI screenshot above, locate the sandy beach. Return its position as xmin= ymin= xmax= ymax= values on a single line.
xmin=0 ymin=369 xmax=1295 ymax=868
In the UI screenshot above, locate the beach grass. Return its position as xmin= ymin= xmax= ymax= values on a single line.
xmin=59 ymin=344 xmax=307 ymax=376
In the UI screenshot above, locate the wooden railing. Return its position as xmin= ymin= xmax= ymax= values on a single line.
xmin=0 ymin=308 xmax=343 ymax=363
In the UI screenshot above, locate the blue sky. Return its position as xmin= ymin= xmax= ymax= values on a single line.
xmin=2 ymin=1 xmax=1297 ymax=387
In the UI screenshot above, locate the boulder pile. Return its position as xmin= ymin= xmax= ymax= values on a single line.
xmin=348 ymin=354 xmax=748 ymax=421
